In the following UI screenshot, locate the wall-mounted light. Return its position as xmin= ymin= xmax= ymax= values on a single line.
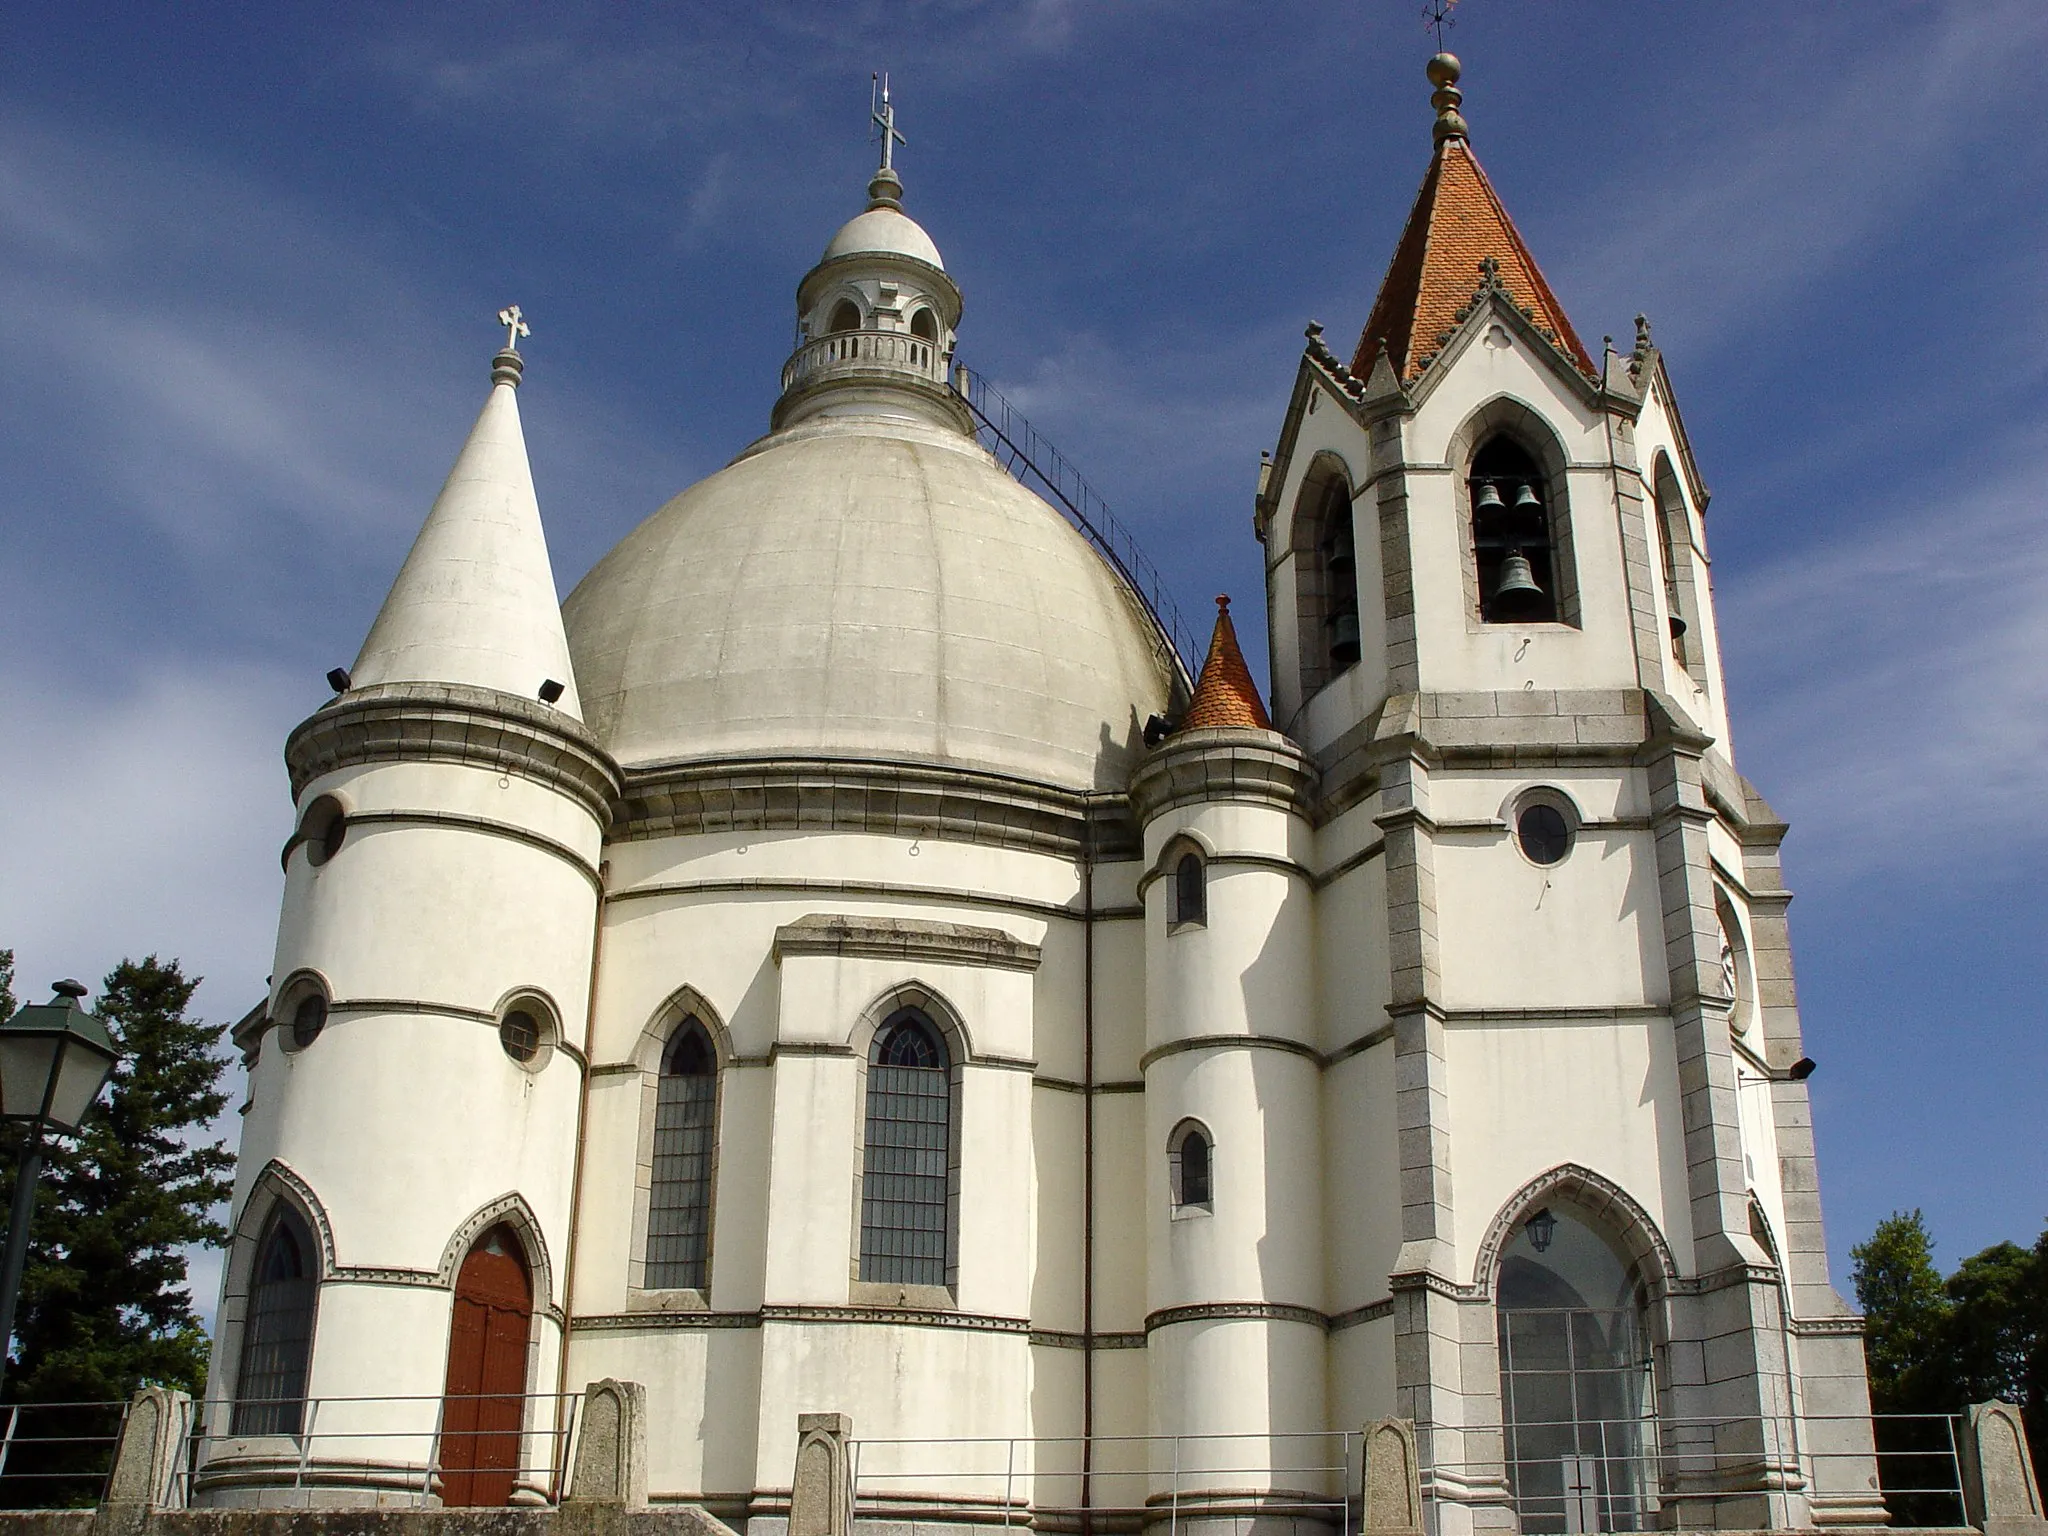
xmin=325 ymin=668 xmax=352 ymax=694
xmin=1526 ymin=1206 xmax=1558 ymax=1253
xmin=1788 ymin=1057 xmax=1817 ymax=1081
xmin=538 ymin=679 xmax=566 ymax=704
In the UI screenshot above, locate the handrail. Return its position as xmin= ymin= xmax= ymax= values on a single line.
xmin=951 ymin=364 xmax=1199 ymax=692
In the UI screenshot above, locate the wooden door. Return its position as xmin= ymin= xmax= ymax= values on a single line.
xmin=438 ymin=1226 xmax=532 ymax=1506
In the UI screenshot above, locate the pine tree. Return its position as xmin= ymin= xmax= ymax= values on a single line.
xmin=0 ymin=956 xmax=233 ymax=1404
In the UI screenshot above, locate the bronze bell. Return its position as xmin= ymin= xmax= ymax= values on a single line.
xmin=1323 ymin=523 xmax=1356 ymax=573
xmin=1512 ymin=482 xmax=1542 ymax=511
xmin=1494 ymin=549 xmax=1544 ymax=605
xmin=1474 ymin=481 xmax=1505 ymax=512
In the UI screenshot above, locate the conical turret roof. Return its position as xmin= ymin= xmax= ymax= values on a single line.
xmin=1350 ymin=56 xmax=1595 ymax=382
xmin=351 ymin=347 xmax=581 ymax=719
xmin=1180 ymin=596 xmax=1271 ymax=733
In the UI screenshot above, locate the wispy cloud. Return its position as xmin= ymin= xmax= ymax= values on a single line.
xmin=1720 ymin=427 xmax=2048 ymax=885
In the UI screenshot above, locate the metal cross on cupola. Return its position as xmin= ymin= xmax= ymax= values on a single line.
xmin=497 ymin=305 xmax=530 ymax=353
xmin=870 ymin=73 xmax=906 ymax=172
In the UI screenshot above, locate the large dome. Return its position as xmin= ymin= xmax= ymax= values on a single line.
xmin=564 ymin=414 xmax=1177 ymax=790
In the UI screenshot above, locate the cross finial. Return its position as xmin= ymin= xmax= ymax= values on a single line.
xmin=498 ymin=305 xmax=530 ymax=352
xmin=1424 ymin=0 xmax=1459 ymax=50
xmin=871 ymin=74 xmax=906 ymax=174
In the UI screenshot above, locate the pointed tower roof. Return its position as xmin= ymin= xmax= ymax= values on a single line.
xmin=1351 ymin=55 xmax=1596 ymax=382
xmin=1180 ymin=596 xmax=1272 ymax=733
xmin=351 ymin=330 xmax=581 ymax=719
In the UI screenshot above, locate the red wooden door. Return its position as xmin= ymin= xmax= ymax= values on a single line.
xmin=438 ymin=1227 xmax=532 ymax=1507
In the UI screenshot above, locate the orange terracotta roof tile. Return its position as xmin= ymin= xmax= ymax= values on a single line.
xmin=1351 ymin=136 xmax=1595 ymax=382
xmin=1180 ymin=596 xmax=1272 ymax=733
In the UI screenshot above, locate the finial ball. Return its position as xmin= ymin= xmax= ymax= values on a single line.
xmin=1427 ymin=53 xmax=1461 ymax=87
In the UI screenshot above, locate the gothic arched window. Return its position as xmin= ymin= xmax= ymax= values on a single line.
xmin=233 ymin=1207 xmax=317 ymax=1436
xmin=860 ymin=1010 xmax=954 ymax=1287
xmin=1291 ymin=464 xmax=1360 ymax=697
xmin=1173 ymin=850 xmax=1207 ymax=928
xmin=645 ymin=1018 xmax=718 ymax=1290
xmin=1653 ymin=458 xmax=1704 ymax=673
xmin=1170 ymin=1121 xmax=1213 ymax=1212
xmin=1496 ymin=1205 xmax=1654 ymax=1533
xmin=1470 ymin=436 xmax=1560 ymax=624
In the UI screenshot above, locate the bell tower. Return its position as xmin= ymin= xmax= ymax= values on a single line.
xmin=1257 ymin=55 xmax=1881 ymax=1535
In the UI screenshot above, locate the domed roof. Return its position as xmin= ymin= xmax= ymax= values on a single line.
xmin=563 ymin=414 xmax=1176 ymax=790
xmin=822 ymin=206 xmax=944 ymax=270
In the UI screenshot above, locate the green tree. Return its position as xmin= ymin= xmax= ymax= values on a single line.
xmin=0 ymin=956 xmax=234 ymax=1404
xmin=1853 ymin=1210 xmax=1954 ymax=1415
xmin=0 ymin=949 xmax=14 ymax=1025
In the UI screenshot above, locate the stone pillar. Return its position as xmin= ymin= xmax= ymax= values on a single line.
xmin=1361 ymin=1418 xmax=1423 ymax=1536
xmin=568 ymin=1379 xmax=648 ymax=1507
xmin=1961 ymin=1402 xmax=2046 ymax=1536
xmin=92 ymin=1387 xmax=192 ymax=1534
xmin=790 ymin=1413 xmax=852 ymax=1536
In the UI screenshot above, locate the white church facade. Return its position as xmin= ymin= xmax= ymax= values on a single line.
xmin=202 ymin=58 xmax=1885 ymax=1535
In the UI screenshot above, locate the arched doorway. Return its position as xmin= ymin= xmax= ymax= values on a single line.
xmin=438 ymin=1226 xmax=532 ymax=1507
xmin=1496 ymin=1206 xmax=1655 ymax=1533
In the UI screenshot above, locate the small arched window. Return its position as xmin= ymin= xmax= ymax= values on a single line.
xmin=1653 ymin=458 xmax=1704 ymax=673
xmin=829 ymin=299 xmax=862 ymax=334
xmin=1171 ymin=1121 xmax=1213 ymax=1212
xmin=233 ymin=1207 xmax=317 ymax=1435
xmin=860 ymin=1010 xmax=953 ymax=1287
xmin=1172 ymin=850 xmax=1207 ymax=928
xmin=1470 ymin=436 xmax=1559 ymax=624
xmin=645 ymin=1019 xmax=718 ymax=1290
xmin=909 ymin=307 xmax=937 ymax=341
xmin=1291 ymin=464 xmax=1360 ymax=697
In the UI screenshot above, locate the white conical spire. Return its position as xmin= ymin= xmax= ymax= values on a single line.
xmin=351 ymin=336 xmax=581 ymax=719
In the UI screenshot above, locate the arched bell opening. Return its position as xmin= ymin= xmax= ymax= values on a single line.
xmin=1470 ymin=435 xmax=1561 ymax=624
xmin=438 ymin=1225 xmax=533 ymax=1507
xmin=1496 ymin=1205 xmax=1658 ymax=1533
xmin=1287 ymin=454 xmax=1361 ymax=700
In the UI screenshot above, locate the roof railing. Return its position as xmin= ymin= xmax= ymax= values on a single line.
xmin=952 ymin=363 xmax=1197 ymax=693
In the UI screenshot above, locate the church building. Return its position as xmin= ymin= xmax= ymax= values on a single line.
xmin=203 ymin=57 xmax=1884 ymax=1536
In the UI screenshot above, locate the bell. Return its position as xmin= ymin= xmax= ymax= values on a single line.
xmin=1474 ymin=481 xmax=1505 ymax=513
xmin=1512 ymin=482 xmax=1542 ymax=511
xmin=1326 ymin=610 xmax=1362 ymax=667
xmin=1493 ymin=550 xmax=1544 ymax=606
xmin=1323 ymin=523 xmax=1355 ymax=574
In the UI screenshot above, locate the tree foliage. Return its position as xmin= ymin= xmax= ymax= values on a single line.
xmin=1853 ymin=1209 xmax=2048 ymax=1487
xmin=0 ymin=956 xmax=234 ymax=1405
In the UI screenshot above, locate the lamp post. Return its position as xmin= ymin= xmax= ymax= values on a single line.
xmin=0 ymin=981 xmax=121 ymax=1380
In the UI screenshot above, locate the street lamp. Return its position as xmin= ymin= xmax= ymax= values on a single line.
xmin=0 ymin=981 xmax=121 ymax=1379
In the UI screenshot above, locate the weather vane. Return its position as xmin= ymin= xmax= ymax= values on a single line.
xmin=1424 ymin=0 xmax=1460 ymax=49
xmin=870 ymin=73 xmax=906 ymax=172
xmin=497 ymin=305 xmax=530 ymax=352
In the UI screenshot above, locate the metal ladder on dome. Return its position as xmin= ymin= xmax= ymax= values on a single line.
xmin=951 ymin=363 xmax=1198 ymax=695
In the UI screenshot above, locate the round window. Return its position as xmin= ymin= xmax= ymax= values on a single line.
xmin=301 ymin=795 xmax=347 ymax=867
xmin=289 ymin=993 xmax=327 ymax=1050
xmin=499 ymin=1009 xmax=541 ymax=1064
xmin=1516 ymin=802 xmax=1571 ymax=865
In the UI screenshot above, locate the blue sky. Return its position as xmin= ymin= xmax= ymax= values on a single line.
xmin=2 ymin=2 xmax=2043 ymax=1307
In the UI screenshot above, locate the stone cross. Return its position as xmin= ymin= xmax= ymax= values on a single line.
xmin=498 ymin=305 xmax=530 ymax=352
xmin=871 ymin=74 xmax=906 ymax=173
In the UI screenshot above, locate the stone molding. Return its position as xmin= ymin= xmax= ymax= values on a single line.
xmin=1330 ymin=1297 xmax=1397 ymax=1331
xmin=1139 ymin=1033 xmax=1322 ymax=1072
xmin=609 ymin=874 xmax=1142 ymax=924
xmin=611 ymin=755 xmax=1139 ymax=859
xmin=1029 ymin=1329 xmax=1146 ymax=1350
xmin=570 ymin=1304 xmax=1031 ymax=1335
xmin=286 ymin=682 xmax=621 ymax=826
xmin=336 ymin=810 xmax=602 ymax=892
xmin=1130 ymin=729 xmax=1318 ymax=823
xmin=1467 ymin=1162 xmax=1680 ymax=1299
xmin=1145 ymin=1301 xmax=1328 ymax=1333
xmin=772 ymin=914 xmax=1042 ymax=973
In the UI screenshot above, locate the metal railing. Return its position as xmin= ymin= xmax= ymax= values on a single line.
xmin=952 ymin=365 xmax=1199 ymax=690
xmin=183 ymin=1391 xmax=581 ymax=1508
xmin=850 ymin=1430 xmax=1361 ymax=1534
xmin=782 ymin=330 xmax=950 ymax=394
xmin=1416 ymin=1412 xmax=1962 ymax=1536
xmin=0 ymin=1400 xmax=128 ymax=1508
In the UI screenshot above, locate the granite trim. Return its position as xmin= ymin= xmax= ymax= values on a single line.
xmin=1138 ymin=1033 xmax=1322 ymax=1072
xmin=336 ymin=811 xmax=601 ymax=892
xmin=772 ymin=914 xmax=1042 ymax=973
xmin=607 ymin=876 xmax=1142 ymax=924
xmin=611 ymin=755 xmax=1140 ymax=859
xmin=1130 ymin=729 xmax=1319 ymax=823
xmin=286 ymin=682 xmax=621 ymax=825
xmin=1145 ymin=1302 xmax=1329 ymax=1333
